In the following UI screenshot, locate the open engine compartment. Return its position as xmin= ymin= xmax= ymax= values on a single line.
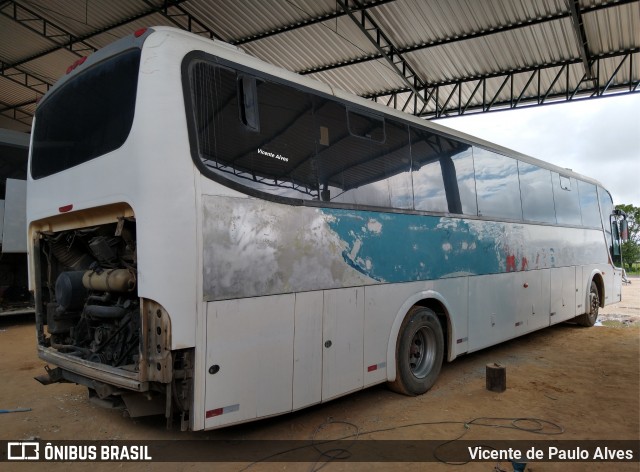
xmin=32 ymin=214 xmax=193 ymax=429
xmin=39 ymin=218 xmax=140 ymax=369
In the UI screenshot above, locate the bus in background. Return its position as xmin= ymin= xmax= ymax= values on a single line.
xmin=1 ymin=128 xmax=31 ymax=316
xmin=27 ymin=27 xmax=628 ymax=431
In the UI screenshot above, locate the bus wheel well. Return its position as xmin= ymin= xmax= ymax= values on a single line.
xmin=592 ymin=273 xmax=605 ymax=308
xmin=413 ymin=298 xmax=450 ymax=361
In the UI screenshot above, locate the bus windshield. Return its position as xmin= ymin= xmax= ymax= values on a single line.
xmin=31 ymin=48 xmax=141 ymax=179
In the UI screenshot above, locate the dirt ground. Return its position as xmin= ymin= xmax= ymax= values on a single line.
xmin=1 ymin=280 xmax=638 ymax=472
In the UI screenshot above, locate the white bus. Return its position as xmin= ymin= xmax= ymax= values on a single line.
xmin=28 ymin=26 xmax=628 ymax=431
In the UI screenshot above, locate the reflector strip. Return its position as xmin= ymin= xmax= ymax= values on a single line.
xmin=65 ymin=56 xmax=88 ymax=74
xmin=367 ymin=362 xmax=386 ymax=372
xmin=59 ymin=204 xmax=73 ymax=213
xmin=206 ymin=403 xmax=239 ymax=419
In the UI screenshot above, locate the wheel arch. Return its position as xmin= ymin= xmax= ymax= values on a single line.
xmin=589 ymin=270 xmax=605 ymax=309
xmin=386 ymin=290 xmax=455 ymax=383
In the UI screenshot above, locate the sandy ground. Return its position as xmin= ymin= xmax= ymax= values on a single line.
xmin=0 ymin=280 xmax=638 ymax=472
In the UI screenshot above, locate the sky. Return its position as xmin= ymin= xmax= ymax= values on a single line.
xmin=438 ymin=93 xmax=640 ymax=208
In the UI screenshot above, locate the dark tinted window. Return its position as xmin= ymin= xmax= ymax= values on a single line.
xmin=518 ymin=162 xmax=556 ymax=223
xmin=32 ymin=49 xmax=141 ymax=179
xmin=578 ymin=180 xmax=601 ymax=227
xmin=553 ymin=173 xmax=581 ymax=225
xmin=186 ymin=55 xmax=602 ymax=224
xmin=189 ymin=61 xmax=318 ymax=199
xmin=474 ymin=148 xmax=522 ymax=220
xmin=315 ymin=100 xmax=411 ymax=208
xmin=410 ymin=127 xmax=474 ymax=214
xmin=451 ymin=148 xmax=477 ymax=215
xmin=187 ymin=59 xmax=415 ymax=207
xmin=347 ymin=110 xmax=385 ymax=142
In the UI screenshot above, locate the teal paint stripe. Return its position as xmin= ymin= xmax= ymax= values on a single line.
xmin=321 ymin=208 xmax=503 ymax=283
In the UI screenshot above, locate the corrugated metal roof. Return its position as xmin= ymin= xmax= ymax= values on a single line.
xmin=584 ymin=1 xmax=640 ymax=53
xmin=241 ymin=18 xmax=380 ymax=73
xmin=0 ymin=0 xmax=638 ymax=132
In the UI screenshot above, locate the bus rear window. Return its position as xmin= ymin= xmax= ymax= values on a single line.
xmin=31 ymin=49 xmax=141 ymax=179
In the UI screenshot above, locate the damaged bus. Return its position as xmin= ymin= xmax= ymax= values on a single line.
xmin=28 ymin=27 xmax=627 ymax=431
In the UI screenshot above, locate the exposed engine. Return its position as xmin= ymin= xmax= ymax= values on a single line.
xmin=41 ymin=219 xmax=139 ymax=369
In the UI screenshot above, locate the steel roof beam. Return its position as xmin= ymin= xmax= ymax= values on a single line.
xmin=0 ymin=99 xmax=34 ymax=126
xmin=0 ymin=0 xmax=187 ymax=73
xmin=600 ymin=54 xmax=629 ymax=95
xmin=366 ymin=49 xmax=637 ymax=98
xmin=367 ymin=50 xmax=638 ymax=119
xmin=439 ymin=87 xmax=637 ymax=118
xmin=336 ymin=0 xmax=434 ymax=112
xmin=140 ymin=0 xmax=224 ymax=40
xmin=233 ymin=0 xmax=396 ymax=45
xmin=299 ymin=10 xmax=568 ymax=75
xmin=299 ymin=0 xmax=634 ymax=76
xmin=0 ymin=1 xmax=95 ymax=57
xmin=567 ymin=0 xmax=594 ymax=81
xmin=0 ymin=63 xmax=52 ymax=99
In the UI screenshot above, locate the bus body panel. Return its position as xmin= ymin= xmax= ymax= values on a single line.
xmin=27 ymin=31 xmax=200 ymax=351
xmin=201 ymin=197 xmax=610 ymax=302
xmin=550 ymin=266 xmax=577 ymax=323
xmin=292 ymin=291 xmax=323 ymax=410
xmin=201 ymin=263 xmax=611 ymax=429
xmin=205 ymin=294 xmax=295 ymax=428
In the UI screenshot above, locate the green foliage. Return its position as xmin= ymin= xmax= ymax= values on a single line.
xmin=616 ymin=204 xmax=640 ymax=270
xmin=622 ymin=240 xmax=640 ymax=271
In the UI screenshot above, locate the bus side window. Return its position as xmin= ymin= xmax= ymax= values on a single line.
xmin=314 ymin=100 xmax=411 ymax=208
xmin=578 ymin=180 xmax=601 ymax=228
xmin=518 ymin=161 xmax=556 ymax=223
xmin=410 ymin=127 xmax=475 ymax=215
xmin=238 ymin=75 xmax=260 ymax=132
xmin=473 ymin=148 xmax=522 ymax=220
xmin=553 ymin=173 xmax=581 ymax=225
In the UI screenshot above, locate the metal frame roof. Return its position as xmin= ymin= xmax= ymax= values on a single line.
xmin=0 ymin=0 xmax=638 ymax=133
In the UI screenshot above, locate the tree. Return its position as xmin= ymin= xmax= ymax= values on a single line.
xmin=616 ymin=203 xmax=640 ymax=271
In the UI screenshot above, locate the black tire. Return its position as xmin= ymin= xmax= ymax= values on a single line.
xmin=576 ymin=281 xmax=600 ymax=327
xmin=388 ymin=306 xmax=444 ymax=396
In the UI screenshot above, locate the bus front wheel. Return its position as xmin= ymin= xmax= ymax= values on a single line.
xmin=389 ymin=306 xmax=444 ymax=396
xmin=576 ymin=281 xmax=600 ymax=327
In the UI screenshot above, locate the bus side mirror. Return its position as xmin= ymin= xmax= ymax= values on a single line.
xmin=620 ymin=219 xmax=629 ymax=241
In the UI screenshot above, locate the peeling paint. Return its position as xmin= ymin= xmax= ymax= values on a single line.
xmin=367 ymin=219 xmax=382 ymax=233
xmin=202 ymin=196 xmax=609 ymax=301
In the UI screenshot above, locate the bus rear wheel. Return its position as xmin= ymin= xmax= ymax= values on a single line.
xmin=576 ymin=281 xmax=600 ymax=327
xmin=389 ymin=306 xmax=444 ymax=396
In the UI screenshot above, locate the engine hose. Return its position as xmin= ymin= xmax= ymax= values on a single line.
xmin=50 ymin=340 xmax=90 ymax=356
xmin=84 ymin=304 xmax=126 ymax=319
